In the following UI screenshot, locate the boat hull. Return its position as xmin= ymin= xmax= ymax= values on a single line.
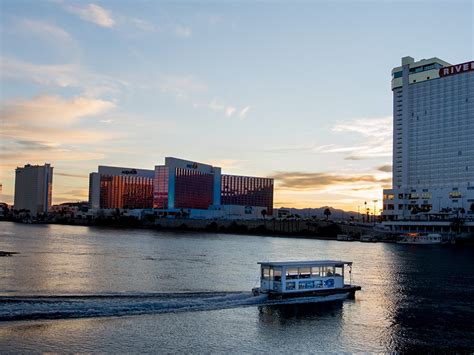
xmin=265 ymin=285 xmax=361 ymax=300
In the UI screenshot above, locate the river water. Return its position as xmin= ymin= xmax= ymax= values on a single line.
xmin=0 ymin=221 xmax=473 ymax=352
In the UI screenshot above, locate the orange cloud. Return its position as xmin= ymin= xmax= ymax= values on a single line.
xmin=1 ymin=95 xmax=115 ymax=125
xmin=272 ymin=171 xmax=390 ymax=190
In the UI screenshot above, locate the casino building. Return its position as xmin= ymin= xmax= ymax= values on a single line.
xmin=153 ymin=157 xmax=222 ymax=210
xmin=89 ymin=157 xmax=274 ymax=217
xmin=221 ymin=174 xmax=273 ymax=214
xmin=382 ymin=57 xmax=474 ymax=222
xmin=89 ymin=166 xmax=154 ymax=209
xmin=154 ymin=157 xmax=274 ymax=213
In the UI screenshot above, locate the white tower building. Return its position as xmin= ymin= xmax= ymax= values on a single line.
xmin=382 ymin=57 xmax=474 ymax=221
xmin=14 ymin=163 xmax=53 ymax=216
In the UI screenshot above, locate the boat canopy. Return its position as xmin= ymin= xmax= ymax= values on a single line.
xmin=257 ymin=260 xmax=352 ymax=268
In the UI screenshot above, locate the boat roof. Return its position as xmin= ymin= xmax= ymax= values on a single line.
xmin=258 ymin=260 xmax=352 ymax=267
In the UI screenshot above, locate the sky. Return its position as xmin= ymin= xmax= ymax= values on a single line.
xmin=1 ymin=0 xmax=473 ymax=211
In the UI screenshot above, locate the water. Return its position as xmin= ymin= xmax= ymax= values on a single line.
xmin=0 ymin=221 xmax=473 ymax=352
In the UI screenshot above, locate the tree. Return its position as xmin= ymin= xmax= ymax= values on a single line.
xmin=323 ymin=208 xmax=331 ymax=220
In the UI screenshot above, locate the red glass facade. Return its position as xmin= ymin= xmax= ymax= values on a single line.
xmin=100 ymin=174 xmax=153 ymax=209
xmin=153 ymin=166 xmax=169 ymax=209
xmin=221 ymin=175 xmax=274 ymax=213
xmin=175 ymin=168 xmax=214 ymax=209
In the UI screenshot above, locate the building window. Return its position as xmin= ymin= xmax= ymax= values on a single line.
xmin=449 ymin=191 xmax=462 ymax=199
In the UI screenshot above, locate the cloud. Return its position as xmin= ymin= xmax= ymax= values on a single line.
xmin=239 ymin=106 xmax=251 ymax=119
xmin=272 ymin=171 xmax=391 ymax=190
xmin=208 ymin=159 xmax=248 ymax=171
xmin=267 ymin=117 xmax=392 ymax=159
xmin=55 ymin=172 xmax=89 ymax=178
xmin=59 ymin=2 xmax=115 ymax=28
xmin=225 ymin=106 xmax=236 ymax=117
xmin=100 ymin=119 xmax=115 ymax=124
xmin=196 ymin=99 xmax=247 ymax=118
xmin=55 ymin=188 xmax=89 ymax=197
xmin=0 ymin=95 xmax=115 ymax=172
xmin=332 ymin=117 xmax=392 ymax=139
xmin=376 ymin=165 xmax=392 ymax=173
xmin=173 ymin=25 xmax=192 ymax=38
xmin=10 ymin=139 xmax=59 ymax=150
xmin=11 ymin=18 xmax=80 ymax=57
xmin=128 ymin=18 xmax=156 ymax=32
xmin=159 ymin=75 xmax=207 ymax=99
xmin=1 ymin=95 xmax=115 ymax=125
xmin=19 ymin=18 xmax=74 ymax=42
xmin=207 ymin=99 xmax=225 ymax=111
xmin=264 ymin=143 xmax=318 ymax=154
xmin=344 ymin=155 xmax=365 ymax=161
xmin=1 ymin=56 xmax=126 ymax=98
xmin=329 ymin=116 xmax=393 ymax=159
xmin=0 ymin=142 xmax=105 ymax=168
xmin=1 ymin=56 xmax=79 ymax=87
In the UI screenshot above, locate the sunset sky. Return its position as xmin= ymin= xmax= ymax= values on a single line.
xmin=1 ymin=1 xmax=472 ymax=211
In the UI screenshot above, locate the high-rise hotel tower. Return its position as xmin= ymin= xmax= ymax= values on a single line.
xmin=14 ymin=163 xmax=53 ymax=216
xmin=382 ymin=57 xmax=474 ymax=220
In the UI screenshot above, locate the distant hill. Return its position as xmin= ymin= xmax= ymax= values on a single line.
xmin=276 ymin=206 xmax=359 ymax=220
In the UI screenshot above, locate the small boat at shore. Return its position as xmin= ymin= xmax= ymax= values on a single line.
xmin=360 ymin=235 xmax=377 ymax=242
xmin=397 ymin=232 xmax=444 ymax=244
xmin=336 ymin=234 xmax=354 ymax=241
xmin=252 ymin=260 xmax=361 ymax=300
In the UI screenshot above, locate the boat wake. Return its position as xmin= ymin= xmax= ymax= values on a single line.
xmin=0 ymin=291 xmax=349 ymax=322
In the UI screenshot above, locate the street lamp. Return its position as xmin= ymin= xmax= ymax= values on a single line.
xmin=373 ymin=199 xmax=378 ymax=224
xmin=364 ymin=201 xmax=367 ymax=223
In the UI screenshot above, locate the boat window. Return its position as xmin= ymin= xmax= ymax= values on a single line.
xmin=274 ymin=269 xmax=282 ymax=281
xmin=335 ymin=267 xmax=343 ymax=276
xmin=286 ymin=268 xmax=298 ymax=280
xmin=321 ymin=266 xmax=335 ymax=277
xmin=311 ymin=267 xmax=320 ymax=277
xmin=262 ymin=267 xmax=270 ymax=280
xmin=286 ymin=281 xmax=295 ymax=290
xmin=299 ymin=267 xmax=311 ymax=279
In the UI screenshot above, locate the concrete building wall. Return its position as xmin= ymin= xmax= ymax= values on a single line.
xmin=14 ymin=163 xmax=53 ymax=216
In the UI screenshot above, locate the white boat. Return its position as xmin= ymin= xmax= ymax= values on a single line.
xmin=252 ymin=260 xmax=361 ymax=300
xmin=337 ymin=234 xmax=354 ymax=241
xmin=360 ymin=235 xmax=377 ymax=242
xmin=397 ymin=233 xmax=444 ymax=244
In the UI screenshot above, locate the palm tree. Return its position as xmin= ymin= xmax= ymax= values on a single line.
xmin=323 ymin=208 xmax=331 ymax=220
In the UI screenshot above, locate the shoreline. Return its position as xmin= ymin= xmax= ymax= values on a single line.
xmin=0 ymin=218 xmax=391 ymax=242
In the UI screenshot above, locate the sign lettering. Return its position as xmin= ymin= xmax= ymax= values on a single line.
xmin=439 ymin=61 xmax=474 ymax=77
xmin=186 ymin=163 xmax=199 ymax=169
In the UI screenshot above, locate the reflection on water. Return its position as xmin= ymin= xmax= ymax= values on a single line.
xmin=0 ymin=222 xmax=473 ymax=352
xmin=384 ymin=245 xmax=474 ymax=351
xmin=258 ymin=300 xmax=344 ymax=322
